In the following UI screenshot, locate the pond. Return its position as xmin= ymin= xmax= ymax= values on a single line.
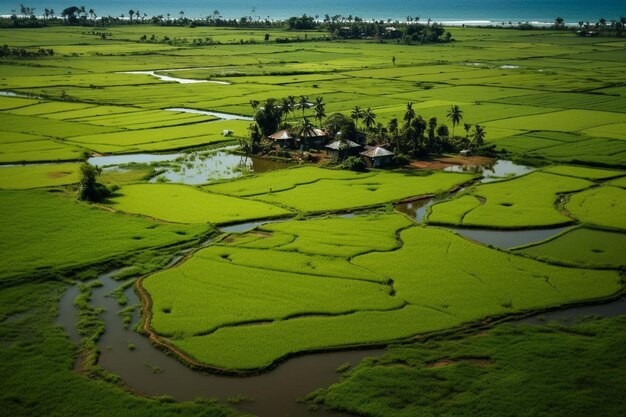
xmin=444 ymin=159 xmax=534 ymax=183
xmin=88 ymin=147 xmax=292 ymax=185
xmin=0 ymin=90 xmax=41 ymax=99
xmin=447 ymin=225 xmax=573 ymax=249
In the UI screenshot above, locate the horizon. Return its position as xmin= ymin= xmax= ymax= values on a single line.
xmin=1 ymin=0 xmax=624 ymax=23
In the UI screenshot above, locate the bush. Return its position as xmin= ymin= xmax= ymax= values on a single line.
xmin=393 ymin=154 xmax=411 ymax=166
xmin=77 ymin=163 xmax=114 ymax=202
xmin=341 ymin=156 xmax=366 ymax=172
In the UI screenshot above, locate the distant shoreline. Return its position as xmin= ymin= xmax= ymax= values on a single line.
xmin=0 ymin=15 xmax=596 ymax=28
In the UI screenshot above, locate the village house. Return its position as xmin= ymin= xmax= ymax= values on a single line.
xmin=325 ymin=139 xmax=362 ymax=160
xmin=361 ymin=146 xmax=394 ymax=168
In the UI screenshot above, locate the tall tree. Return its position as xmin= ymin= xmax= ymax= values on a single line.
xmin=362 ymin=107 xmax=377 ymax=130
xmin=445 ymin=105 xmax=463 ymax=137
xmin=314 ymin=102 xmax=326 ymax=125
xmin=297 ymin=95 xmax=309 ymax=117
xmin=404 ymin=102 xmax=415 ymax=125
xmin=427 ymin=117 xmax=438 ymax=148
xmin=463 ymin=123 xmax=472 ymax=148
xmin=350 ymin=106 xmax=365 ymax=131
xmin=411 ymin=115 xmax=427 ymax=154
xmin=472 ymin=125 xmax=486 ymax=148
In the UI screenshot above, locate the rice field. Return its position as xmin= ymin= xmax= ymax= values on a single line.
xmin=426 ymin=171 xmax=595 ymax=228
xmin=107 ymin=183 xmax=291 ymax=224
xmin=1 ymin=25 xmax=626 ymax=164
xmin=0 ymin=22 xmax=625 ymax=411
xmin=142 ymin=215 xmax=621 ymax=370
xmin=514 ymin=227 xmax=626 ymax=269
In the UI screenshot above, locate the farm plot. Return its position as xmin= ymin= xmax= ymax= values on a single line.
xmin=144 ymin=218 xmax=620 ymax=370
xmin=514 ymin=227 xmax=626 ymax=269
xmin=426 ymin=171 xmax=593 ymax=228
xmin=483 ymin=109 xmax=626 ymax=134
xmin=0 ymin=190 xmax=209 ymax=281
xmin=107 ymin=183 xmax=291 ymax=224
xmin=205 ymin=166 xmax=374 ymax=196
xmin=0 ymin=131 xmax=85 ymax=163
xmin=0 ymin=163 xmax=82 ymax=189
xmin=565 ymin=186 xmax=626 ymax=230
xmin=66 ymin=119 xmax=249 ymax=153
xmin=541 ymin=165 xmax=624 ymax=181
xmin=251 ymin=171 xmax=475 ymax=213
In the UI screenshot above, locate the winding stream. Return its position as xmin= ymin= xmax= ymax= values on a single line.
xmin=57 ymin=270 xmax=626 ymax=417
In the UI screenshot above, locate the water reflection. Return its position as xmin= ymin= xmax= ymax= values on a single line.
xmin=88 ymin=147 xmax=291 ymax=185
xmin=444 ymin=160 xmax=534 ymax=182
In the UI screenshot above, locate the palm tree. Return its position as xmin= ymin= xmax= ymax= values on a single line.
xmin=427 ymin=117 xmax=437 ymax=148
xmin=297 ymin=118 xmax=316 ymax=140
xmin=445 ymin=105 xmax=463 ymax=137
xmin=297 ymin=95 xmax=309 ymax=117
xmin=387 ymin=118 xmax=398 ymax=135
xmin=249 ymin=100 xmax=260 ymax=111
xmin=314 ymin=102 xmax=326 ymax=125
xmin=280 ymin=97 xmax=292 ymax=119
xmin=350 ymin=106 xmax=364 ymax=131
xmin=471 ymin=125 xmax=486 ymax=148
xmin=128 ymin=9 xmax=134 ymax=22
xmin=555 ymin=17 xmax=564 ymax=29
xmin=404 ymin=102 xmax=415 ymax=125
xmin=412 ymin=116 xmax=427 ymax=153
xmin=362 ymin=108 xmax=377 ymax=130
xmin=463 ymin=123 xmax=472 ymax=147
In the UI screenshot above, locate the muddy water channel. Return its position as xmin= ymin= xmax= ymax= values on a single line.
xmin=58 ymin=272 xmax=375 ymax=417
xmin=58 ymin=270 xmax=626 ymax=417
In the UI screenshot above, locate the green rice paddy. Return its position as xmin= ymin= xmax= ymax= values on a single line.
xmin=426 ymin=171 xmax=594 ymax=228
xmin=1 ymin=22 xmax=625 ymax=416
xmin=142 ymin=215 xmax=621 ymax=370
xmin=107 ymin=183 xmax=291 ymax=224
xmin=514 ymin=227 xmax=626 ymax=269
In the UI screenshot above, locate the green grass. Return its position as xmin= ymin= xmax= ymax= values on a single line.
xmin=144 ymin=216 xmax=620 ymax=370
xmin=107 ymin=183 xmax=291 ymax=224
xmin=308 ymin=316 xmax=626 ymax=417
xmin=427 ymin=171 xmax=594 ymax=228
xmin=0 ymin=190 xmax=210 ymax=281
xmin=514 ymin=227 xmax=626 ymax=269
xmin=0 ymin=163 xmax=82 ymax=189
xmin=205 ymin=166 xmax=371 ymax=197
xmin=566 ymin=186 xmax=626 ymax=230
xmin=250 ymin=171 xmax=475 ymax=213
xmin=145 ymin=247 xmax=402 ymax=338
xmin=541 ymin=165 xmax=624 ymax=180
xmin=0 ymin=131 xmax=86 ymax=163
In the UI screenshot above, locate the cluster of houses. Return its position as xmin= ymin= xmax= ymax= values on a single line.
xmin=267 ymin=128 xmax=395 ymax=167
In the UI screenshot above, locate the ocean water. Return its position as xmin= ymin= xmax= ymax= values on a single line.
xmin=1 ymin=0 xmax=623 ymax=23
